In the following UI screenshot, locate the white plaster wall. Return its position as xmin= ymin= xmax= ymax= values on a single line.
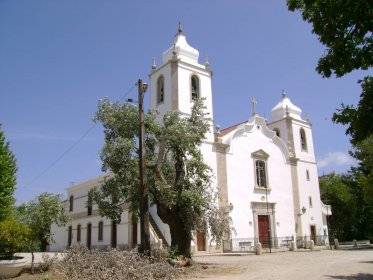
xmin=225 ymin=125 xmax=295 ymax=239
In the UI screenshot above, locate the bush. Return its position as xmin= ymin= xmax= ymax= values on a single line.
xmin=0 ymin=219 xmax=32 ymax=258
xmin=52 ymin=246 xmax=181 ymax=280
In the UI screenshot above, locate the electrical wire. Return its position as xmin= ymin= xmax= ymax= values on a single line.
xmin=26 ymin=83 xmax=137 ymax=187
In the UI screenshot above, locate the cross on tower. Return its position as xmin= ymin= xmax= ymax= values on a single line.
xmin=251 ymin=97 xmax=257 ymax=116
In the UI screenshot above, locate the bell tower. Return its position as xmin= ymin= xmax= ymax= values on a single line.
xmin=149 ymin=24 xmax=214 ymax=140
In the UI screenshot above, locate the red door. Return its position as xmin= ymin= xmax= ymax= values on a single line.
xmin=258 ymin=215 xmax=270 ymax=247
xmin=197 ymin=231 xmax=206 ymax=251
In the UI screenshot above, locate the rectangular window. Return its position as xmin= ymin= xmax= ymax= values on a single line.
xmin=306 ymin=170 xmax=310 ymax=181
xmin=98 ymin=221 xmax=103 ymax=241
xmin=309 ymin=196 xmax=313 ymax=208
xmin=77 ymin=224 xmax=81 ymax=242
xmin=87 ymin=195 xmax=92 ymax=216
xmin=68 ymin=226 xmax=72 ymax=247
xmin=255 ymin=160 xmax=267 ymax=188
xmin=69 ymin=195 xmax=74 ymax=212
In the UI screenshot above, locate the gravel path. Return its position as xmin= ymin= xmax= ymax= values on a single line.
xmin=190 ymin=249 xmax=373 ymax=280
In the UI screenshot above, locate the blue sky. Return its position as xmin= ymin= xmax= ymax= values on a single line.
xmin=0 ymin=1 xmax=368 ymax=203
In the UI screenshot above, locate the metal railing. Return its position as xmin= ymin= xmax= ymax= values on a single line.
xmin=224 ymin=235 xmax=329 ymax=252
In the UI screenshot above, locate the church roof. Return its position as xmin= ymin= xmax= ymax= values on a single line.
xmin=219 ymin=121 xmax=247 ymax=136
xmin=162 ymin=23 xmax=200 ymax=64
xmin=271 ymin=93 xmax=302 ymax=121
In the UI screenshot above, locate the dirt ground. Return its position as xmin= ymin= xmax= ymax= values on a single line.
xmin=188 ymin=249 xmax=373 ymax=280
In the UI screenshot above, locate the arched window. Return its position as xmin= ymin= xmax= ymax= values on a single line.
xmin=255 ymin=160 xmax=267 ymax=188
xmin=191 ymin=75 xmax=200 ymax=100
xmin=306 ymin=169 xmax=310 ymax=181
xmin=77 ymin=224 xmax=81 ymax=242
xmin=273 ymin=128 xmax=280 ymax=137
xmin=157 ymin=75 xmax=164 ymax=104
xmin=69 ymin=195 xmax=74 ymax=212
xmin=98 ymin=221 xmax=103 ymax=241
xmin=300 ymin=128 xmax=307 ymax=151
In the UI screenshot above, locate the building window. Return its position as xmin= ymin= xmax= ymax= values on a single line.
xmin=306 ymin=169 xmax=310 ymax=181
xmin=77 ymin=224 xmax=81 ymax=242
xmin=157 ymin=75 xmax=164 ymax=104
xmin=273 ymin=128 xmax=280 ymax=137
xmin=309 ymin=196 xmax=313 ymax=208
xmin=255 ymin=160 xmax=267 ymax=188
xmin=68 ymin=226 xmax=72 ymax=247
xmin=300 ymin=128 xmax=307 ymax=151
xmin=98 ymin=221 xmax=103 ymax=241
xmin=87 ymin=195 xmax=92 ymax=216
xmin=69 ymin=195 xmax=74 ymax=212
xmin=191 ymin=75 xmax=200 ymax=100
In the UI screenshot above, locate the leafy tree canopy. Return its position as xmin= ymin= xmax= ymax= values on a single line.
xmin=287 ymin=0 xmax=373 ymax=78
xmin=16 ymin=192 xmax=68 ymax=251
xmin=333 ymin=76 xmax=373 ymax=146
xmin=92 ymin=98 xmax=231 ymax=257
xmin=0 ymin=125 xmax=17 ymax=222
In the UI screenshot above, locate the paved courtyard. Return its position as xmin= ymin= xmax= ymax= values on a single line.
xmin=190 ymin=249 xmax=373 ymax=280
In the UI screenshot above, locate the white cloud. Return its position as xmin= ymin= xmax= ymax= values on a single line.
xmin=317 ymin=152 xmax=355 ymax=169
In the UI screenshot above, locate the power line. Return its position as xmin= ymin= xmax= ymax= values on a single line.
xmin=26 ymin=83 xmax=137 ymax=187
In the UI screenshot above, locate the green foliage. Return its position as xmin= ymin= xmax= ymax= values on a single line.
xmin=92 ymin=98 xmax=231 ymax=256
xmin=0 ymin=218 xmax=32 ymax=257
xmin=320 ymin=174 xmax=355 ymax=240
xmin=320 ymin=172 xmax=373 ymax=241
xmin=16 ymin=192 xmax=69 ymax=251
xmin=287 ymin=0 xmax=373 ymax=78
xmin=0 ymin=125 xmax=17 ymax=222
xmin=333 ymin=77 xmax=373 ymax=146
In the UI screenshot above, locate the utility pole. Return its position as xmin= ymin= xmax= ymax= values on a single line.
xmin=137 ymin=78 xmax=150 ymax=255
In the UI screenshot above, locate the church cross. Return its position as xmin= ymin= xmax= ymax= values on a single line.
xmin=251 ymin=97 xmax=257 ymax=116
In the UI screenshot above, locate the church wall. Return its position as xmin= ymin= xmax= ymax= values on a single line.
xmin=296 ymin=160 xmax=325 ymax=237
xmin=226 ymin=128 xmax=295 ymax=240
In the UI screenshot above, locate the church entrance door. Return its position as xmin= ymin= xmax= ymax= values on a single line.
xmin=196 ymin=231 xmax=206 ymax=251
xmin=258 ymin=215 xmax=270 ymax=247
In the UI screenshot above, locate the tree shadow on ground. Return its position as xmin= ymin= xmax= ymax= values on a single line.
xmin=327 ymin=273 xmax=373 ymax=280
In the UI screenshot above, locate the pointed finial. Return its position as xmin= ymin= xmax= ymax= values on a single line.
xmin=177 ymin=22 xmax=183 ymax=35
xmin=204 ymin=55 xmax=210 ymax=67
xmin=251 ymin=97 xmax=258 ymax=116
xmin=281 ymin=89 xmax=287 ymax=99
xmin=151 ymin=58 xmax=157 ymax=70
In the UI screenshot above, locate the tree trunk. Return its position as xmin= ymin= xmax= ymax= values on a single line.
xmin=169 ymin=217 xmax=192 ymax=257
xmin=156 ymin=203 xmax=192 ymax=257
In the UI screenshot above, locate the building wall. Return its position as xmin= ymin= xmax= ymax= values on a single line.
xmin=224 ymin=118 xmax=295 ymax=240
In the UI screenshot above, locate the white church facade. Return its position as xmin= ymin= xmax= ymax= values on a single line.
xmin=50 ymin=26 xmax=331 ymax=252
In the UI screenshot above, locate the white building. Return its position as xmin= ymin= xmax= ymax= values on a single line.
xmin=50 ymin=26 xmax=331 ymax=252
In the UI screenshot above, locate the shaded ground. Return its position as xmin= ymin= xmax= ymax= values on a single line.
xmin=188 ymin=249 xmax=373 ymax=280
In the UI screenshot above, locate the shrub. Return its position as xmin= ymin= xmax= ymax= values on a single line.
xmin=52 ymin=246 xmax=181 ymax=280
xmin=0 ymin=219 xmax=32 ymax=258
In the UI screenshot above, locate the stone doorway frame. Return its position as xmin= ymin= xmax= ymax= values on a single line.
xmin=251 ymin=202 xmax=277 ymax=247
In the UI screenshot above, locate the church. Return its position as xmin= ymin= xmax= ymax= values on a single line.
xmin=50 ymin=26 xmax=331 ymax=252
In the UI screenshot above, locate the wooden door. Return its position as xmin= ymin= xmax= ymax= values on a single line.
xmin=310 ymin=225 xmax=316 ymax=243
xmin=196 ymin=231 xmax=206 ymax=251
xmin=111 ymin=221 xmax=117 ymax=248
xmin=258 ymin=215 xmax=270 ymax=247
xmin=86 ymin=223 xmax=92 ymax=249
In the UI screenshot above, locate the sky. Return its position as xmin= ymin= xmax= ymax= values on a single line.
xmin=0 ymin=0 xmax=368 ymax=203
